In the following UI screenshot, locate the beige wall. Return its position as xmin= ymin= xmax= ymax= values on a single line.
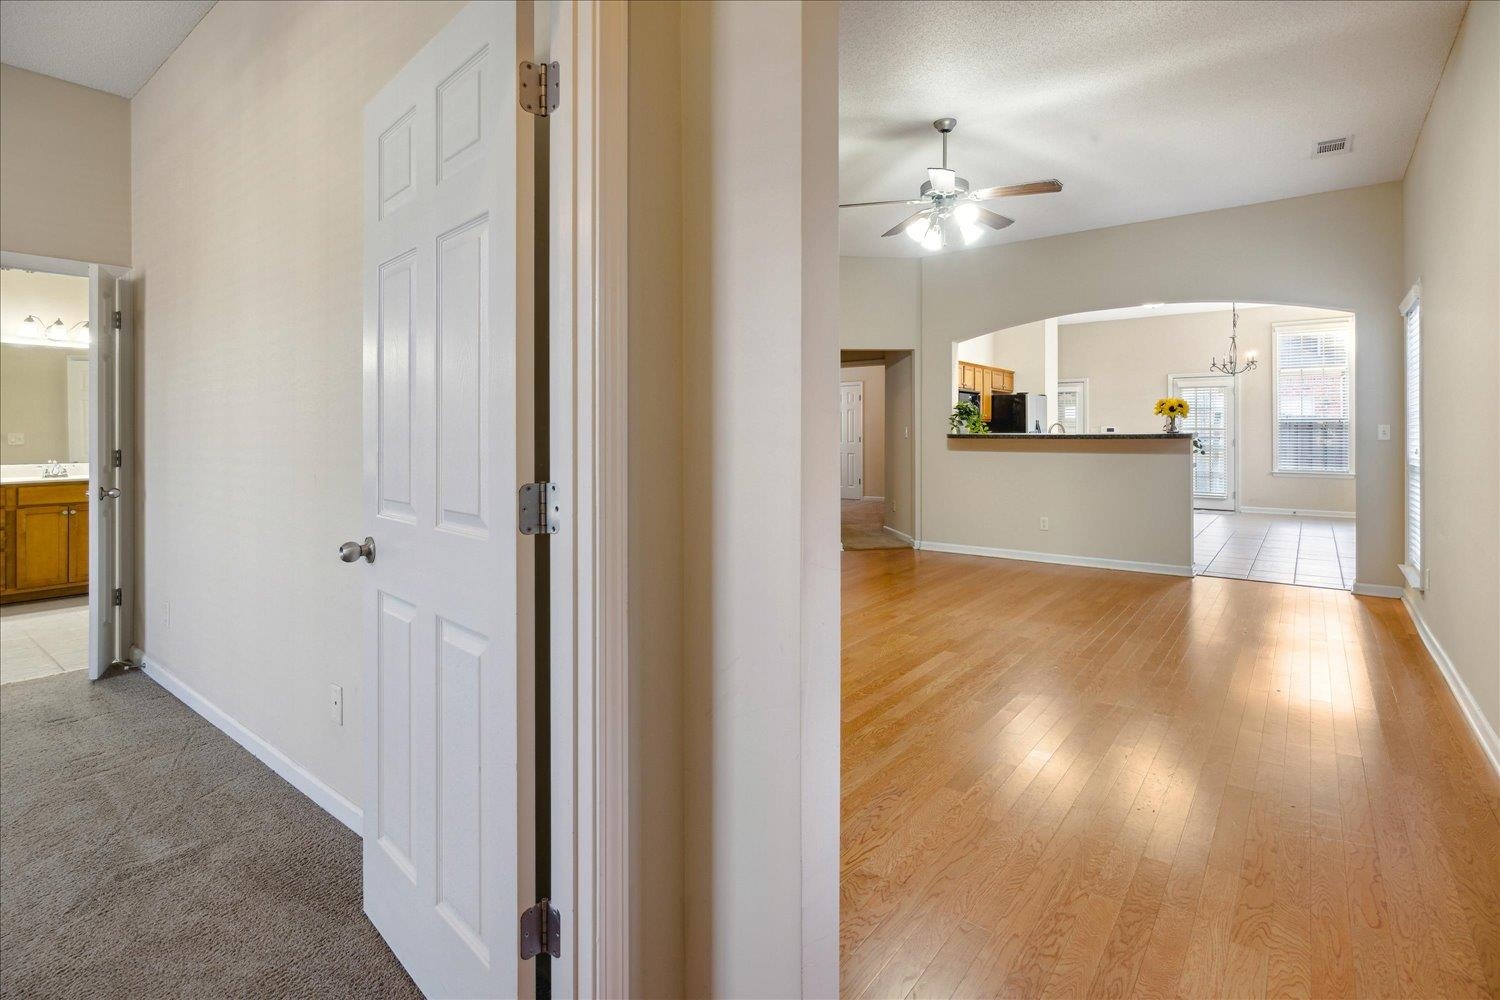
xmin=958 ymin=320 xmax=1048 ymax=395
xmin=840 ymin=256 xmax=920 ymax=349
xmin=928 ymin=438 xmax=1194 ymax=571
xmin=0 ymin=344 xmax=87 ymax=463
xmin=130 ymin=0 xmax=464 ymax=807
xmin=1401 ymin=0 xmax=1499 ymax=736
xmin=841 ymin=359 xmax=885 ymax=496
xmin=0 ymin=64 xmax=130 ymax=266
xmin=627 ymin=2 xmax=685 ymax=994
xmin=919 ymin=183 xmax=1405 ymax=584
xmin=681 ymin=1 xmax=839 ymax=993
xmin=884 ymin=351 xmax=916 ymax=537
xmin=1059 ymin=305 xmax=1357 ymax=514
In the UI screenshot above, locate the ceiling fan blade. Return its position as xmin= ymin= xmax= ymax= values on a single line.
xmin=969 ymin=179 xmax=1063 ymax=201
xmin=881 ymin=209 xmax=931 ymax=238
xmin=839 ymin=198 xmax=929 ymax=209
xmin=975 ymin=208 xmax=1014 ymax=231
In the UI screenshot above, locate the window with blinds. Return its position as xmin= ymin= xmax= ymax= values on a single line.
xmin=1056 ymin=381 xmax=1086 ymax=434
xmin=1273 ymin=320 xmax=1353 ymax=474
xmin=1177 ymin=382 xmax=1231 ymax=498
xmin=1402 ymin=292 xmax=1422 ymax=587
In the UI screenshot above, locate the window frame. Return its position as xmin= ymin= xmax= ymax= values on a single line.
xmin=1400 ymin=283 xmax=1423 ymax=590
xmin=1270 ymin=317 xmax=1356 ymax=478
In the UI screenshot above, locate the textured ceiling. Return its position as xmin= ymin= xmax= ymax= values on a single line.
xmin=840 ymin=0 xmax=1466 ymax=257
xmin=0 ymin=0 xmax=216 ymax=97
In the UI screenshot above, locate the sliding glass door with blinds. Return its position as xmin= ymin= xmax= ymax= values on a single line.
xmin=1171 ymin=374 xmax=1235 ymax=511
xmin=1273 ymin=319 xmax=1354 ymax=475
xmin=1401 ymin=288 xmax=1422 ymax=588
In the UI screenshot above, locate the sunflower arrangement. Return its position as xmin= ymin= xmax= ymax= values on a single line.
xmin=1155 ymin=396 xmax=1190 ymax=432
xmin=1153 ymin=397 xmax=1190 ymax=418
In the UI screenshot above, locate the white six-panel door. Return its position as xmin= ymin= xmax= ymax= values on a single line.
xmin=361 ymin=4 xmax=522 ymax=996
xmin=840 ymin=382 xmax=863 ymax=500
xmin=87 ymin=265 xmax=122 ymax=680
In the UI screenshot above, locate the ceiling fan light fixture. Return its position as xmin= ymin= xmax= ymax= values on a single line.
xmin=920 ymin=223 xmax=944 ymax=252
xmin=927 ymin=167 xmax=958 ymax=195
xmin=954 ymin=202 xmax=980 ymax=226
xmin=959 ymin=221 xmax=984 ymax=245
xmin=904 ymin=213 xmax=932 ymax=244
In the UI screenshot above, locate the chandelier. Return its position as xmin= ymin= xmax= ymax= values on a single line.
xmin=1210 ymin=303 xmax=1257 ymax=376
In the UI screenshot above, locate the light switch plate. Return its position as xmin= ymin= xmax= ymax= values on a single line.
xmin=5 ymin=432 xmax=23 ymax=446
xmin=1377 ymin=424 xmax=1391 ymax=440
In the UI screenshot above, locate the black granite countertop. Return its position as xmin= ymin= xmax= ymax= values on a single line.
xmin=946 ymin=432 xmax=1195 ymax=440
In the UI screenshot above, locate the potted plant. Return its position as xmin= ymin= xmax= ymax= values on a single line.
xmin=1153 ymin=396 xmax=1189 ymax=433
xmin=949 ymin=400 xmax=988 ymax=434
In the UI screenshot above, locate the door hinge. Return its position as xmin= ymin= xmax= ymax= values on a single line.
xmin=113 ymin=448 xmax=123 ymax=469
xmin=520 ymin=898 xmax=562 ymax=959
xmin=519 ymin=60 xmax=560 ymax=117
xmin=112 ymin=310 xmax=122 ymax=331
xmin=518 ymin=482 xmax=561 ymax=535
xmin=112 ymin=588 xmax=123 ymax=607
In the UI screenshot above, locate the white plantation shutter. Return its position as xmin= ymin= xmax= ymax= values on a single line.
xmin=1179 ymin=384 xmax=1230 ymax=498
xmin=1056 ymin=382 xmax=1085 ymax=434
xmin=1274 ymin=320 xmax=1353 ymax=474
xmin=1402 ymin=292 xmax=1422 ymax=585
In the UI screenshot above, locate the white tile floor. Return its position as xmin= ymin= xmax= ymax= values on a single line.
xmin=0 ymin=595 xmax=90 ymax=684
xmin=1193 ymin=511 xmax=1355 ymax=590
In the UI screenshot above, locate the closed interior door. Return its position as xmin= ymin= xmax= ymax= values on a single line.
xmin=1171 ymin=374 xmax=1235 ymax=510
xmin=840 ymin=382 xmax=864 ymax=499
xmin=360 ymin=4 xmax=523 ymax=996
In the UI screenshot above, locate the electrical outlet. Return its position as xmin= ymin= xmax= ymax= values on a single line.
xmin=1377 ymin=424 xmax=1391 ymax=441
xmin=904 ymin=426 xmax=910 ymax=439
xmin=1040 ymin=516 xmax=1050 ymax=531
xmin=160 ymin=602 xmax=170 ymax=628
xmin=329 ymin=684 xmax=344 ymax=726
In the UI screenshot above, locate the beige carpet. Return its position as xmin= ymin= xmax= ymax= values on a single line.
xmin=0 ymin=670 xmax=420 ymax=999
xmin=841 ymin=498 xmax=911 ymax=550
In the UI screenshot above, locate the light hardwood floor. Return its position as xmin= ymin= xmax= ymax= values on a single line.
xmin=842 ymin=548 xmax=1500 ymax=999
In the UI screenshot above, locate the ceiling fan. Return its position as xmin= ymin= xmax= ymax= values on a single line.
xmin=840 ymin=118 xmax=1062 ymax=251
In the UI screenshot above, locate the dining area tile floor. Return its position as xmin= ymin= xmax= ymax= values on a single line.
xmin=0 ymin=596 xmax=90 ymax=684
xmin=1193 ymin=511 xmax=1355 ymax=590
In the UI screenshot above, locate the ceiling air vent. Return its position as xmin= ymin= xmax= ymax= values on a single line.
xmin=1313 ymin=136 xmax=1351 ymax=158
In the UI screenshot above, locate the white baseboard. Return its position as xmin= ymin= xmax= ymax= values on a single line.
xmin=1238 ymin=505 xmax=1356 ymax=519
xmin=862 ymin=494 xmax=884 ymax=502
xmin=882 ymin=525 xmax=915 ymax=546
xmin=919 ymin=540 xmax=1192 ymax=578
xmin=1352 ymin=582 xmax=1404 ymax=598
xmin=1399 ymin=598 xmax=1500 ymax=778
xmin=132 ymin=647 xmax=363 ymax=832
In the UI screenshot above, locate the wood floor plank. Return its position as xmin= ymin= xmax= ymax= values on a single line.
xmin=840 ymin=550 xmax=1500 ymax=999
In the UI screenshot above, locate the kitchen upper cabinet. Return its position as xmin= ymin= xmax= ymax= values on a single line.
xmin=957 ymin=361 xmax=1015 ymax=422
xmin=2 ymin=482 xmax=89 ymax=603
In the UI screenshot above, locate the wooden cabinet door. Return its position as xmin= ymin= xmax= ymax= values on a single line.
xmin=68 ymin=503 xmax=89 ymax=583
xmin=15 ymin=505 xmax=70 ymax=591
xmin=978 ymin=368 xmax=992 ymax=421
xmin=957 ymin=363 xmax=974 ymax=391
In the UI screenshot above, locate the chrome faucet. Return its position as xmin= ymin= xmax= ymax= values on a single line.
xmin=42 ymin=459 xmax=67 ymax=478
xmin=1047 ymin=422 xmax=1068 ymax=434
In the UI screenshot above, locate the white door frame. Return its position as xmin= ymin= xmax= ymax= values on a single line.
xmin=1056 ymin=377 xmax=1089 ymax=433
xmin=0 ymin=250 xmax=132 ymax=678
xmin=1169 ymin=371 xmax=1237 ymax=511
xmin=543 ymin=2 xmax=630 ymax=997
xmin=840 ymin=380 xmax=864 ymax=500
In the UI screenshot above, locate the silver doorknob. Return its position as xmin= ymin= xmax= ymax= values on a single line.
xmin=339 ymin=537 xmax=376 ymax=564
xmin=98 ymin=486 xmax=122 ymax=501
